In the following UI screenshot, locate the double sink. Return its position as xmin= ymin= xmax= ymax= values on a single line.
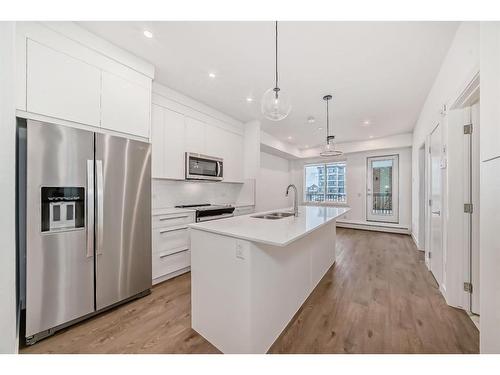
xmin=251 ymin=211 xmax=295 ymax=220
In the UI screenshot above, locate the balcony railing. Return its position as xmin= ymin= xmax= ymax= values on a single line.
xmin=305 ymin=192 xmax=346 ymax=203
xmin=372 ymin=193 xmax=392 ymax=214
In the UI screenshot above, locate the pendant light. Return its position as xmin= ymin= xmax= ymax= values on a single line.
xmin=320 ymin=94 xmax=343 ymax=157
xmin=261 ymin=21 xmax=292 ymax=121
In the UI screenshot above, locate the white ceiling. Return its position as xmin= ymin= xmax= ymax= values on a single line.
xmin=79 ymin=21 xmax=458 ymax=148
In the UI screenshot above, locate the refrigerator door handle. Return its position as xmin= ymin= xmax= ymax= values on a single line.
xmin=86 ymin=160 xmax=94 ymax=258
xmin=96 ymin=159 xmax=104 ymax=255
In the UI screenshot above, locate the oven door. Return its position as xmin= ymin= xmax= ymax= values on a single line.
xmin=185 ymin=153 xmax=223 ymax=181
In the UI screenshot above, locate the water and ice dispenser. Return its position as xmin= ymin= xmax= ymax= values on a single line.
xmin=41 ymin=187 xmax=85 ymax=232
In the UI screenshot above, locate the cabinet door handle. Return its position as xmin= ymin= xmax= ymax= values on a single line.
xmin=160 ymin=226 xmax=188 ymax=234
xmin=159 ymin=215 xmax=189 ymax=221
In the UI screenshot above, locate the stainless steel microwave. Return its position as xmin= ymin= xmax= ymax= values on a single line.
xmin=185 ymin=152 xmax=223 ymax=181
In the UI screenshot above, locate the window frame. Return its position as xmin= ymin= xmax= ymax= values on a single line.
xmin=303 ymin=161 xmax=348 ymax=206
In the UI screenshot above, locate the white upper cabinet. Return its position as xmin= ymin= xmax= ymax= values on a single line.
xmin=18 ymin=22 xmax=154 ymax=140
xmin=151 ymin=104 xmax=164 ymax=179
xmin=163 ymin=108 xmax=186 ymax=180
xmin=27 ymin=39 xmax=101 ymax=127
xmin=185 ymin=117 xmax=207 ymax=154
xmin=100 ymin=71 xmax=151 ymax=138
xmin=224 ymin=130 xmax=244 ymax=183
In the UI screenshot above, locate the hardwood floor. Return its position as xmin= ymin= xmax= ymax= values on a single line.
xmin=21 ymin=228 xmax=479 ymax=354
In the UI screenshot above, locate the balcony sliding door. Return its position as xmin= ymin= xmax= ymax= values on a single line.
xmin=366 ymin=155 xmax=399 ymax=223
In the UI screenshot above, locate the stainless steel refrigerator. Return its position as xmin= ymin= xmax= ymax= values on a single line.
xmin=20 ymin=119 xmax=152 ymax=344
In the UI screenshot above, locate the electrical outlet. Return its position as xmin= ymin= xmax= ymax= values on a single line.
xmin=236 ymin=242 xmax=245 ymax=260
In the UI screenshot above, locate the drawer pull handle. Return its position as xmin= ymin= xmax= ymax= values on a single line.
xmin=159 ymin=248 xmax=189 ymax=258
xmin=160 ymin=226 xmax=188 ymax=234
xmin=159 ymin=215 xmax=189 ymax=221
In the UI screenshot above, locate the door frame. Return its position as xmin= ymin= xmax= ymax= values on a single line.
xmin=447 ymin=70 xmax=480 ymax=313
xmin=427 ymin=123 xmax=444 ymax=288
xmin=366 ymin=154 xmax=399 ymax=223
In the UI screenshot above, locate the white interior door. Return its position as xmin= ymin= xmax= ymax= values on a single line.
xmin=366 ymin=155 xmax=399 ymax=223
xmin=429 ymin=124 xmax=443 ymax=286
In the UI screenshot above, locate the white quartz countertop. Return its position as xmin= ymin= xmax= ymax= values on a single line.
xmin=189 ymin=205 xmax=350 ymax=247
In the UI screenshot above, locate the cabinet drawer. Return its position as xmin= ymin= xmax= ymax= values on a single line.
xmin=153 ymin=226 xmax=190 ymax=254
xmin=153 ymin=212 xmax=194 ymax=229
xmin=152 ymin=249 xmax=190 ymax=280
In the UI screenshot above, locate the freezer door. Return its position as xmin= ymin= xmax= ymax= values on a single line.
xmin=95 ymin=133 xmax=152 ymax=310
xmin=25 ymin=120 xmax=95 ymax=337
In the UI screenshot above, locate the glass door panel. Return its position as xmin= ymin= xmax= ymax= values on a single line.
xmin=367 ymin=155 xmax=399 ymax=223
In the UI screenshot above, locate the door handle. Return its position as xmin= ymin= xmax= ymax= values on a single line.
xmin=432 ymin=210 xmax=441 ymax=216
xmin=96 ymin=160 xmax=104 ymax=255
xmin=86 ymin=160 xmax=94 ymax=258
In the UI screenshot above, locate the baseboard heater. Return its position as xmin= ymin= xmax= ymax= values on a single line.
xmin=336 ymin=220 xmax=410 ymax=235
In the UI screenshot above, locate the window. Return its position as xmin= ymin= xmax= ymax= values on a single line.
xmin=304 ymin=162 xmax=346 ymax=203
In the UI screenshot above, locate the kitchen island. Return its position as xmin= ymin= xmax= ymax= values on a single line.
xmin=189 ymin=205 xmax=350 ymax=353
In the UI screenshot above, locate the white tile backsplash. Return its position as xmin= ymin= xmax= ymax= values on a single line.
xmin=152 ymin=179 xmax=255 ymax=209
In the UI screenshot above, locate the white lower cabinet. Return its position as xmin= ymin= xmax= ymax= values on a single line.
xmin=152 ymin=211 xmax=195 ymax=284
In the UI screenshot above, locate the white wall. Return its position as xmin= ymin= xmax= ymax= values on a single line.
xmin=0 ymin=21 xmax=18 ymax=353
xmin=290 ymin=147 xmax=412 ymax=228
xmin=256 ymin=151 xmax=292 ymax=212
xmin=411 ymin=22 xmax=480 ymax=247
xmin=152 ymin=179 xmax=255 ymax=208
xmin=479 ymin=21 xmax=500 ymax=354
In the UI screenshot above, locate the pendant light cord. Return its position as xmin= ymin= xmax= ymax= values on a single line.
xmin=326 ymin=98 xmax=330 ymax=142
xmin=275 ymin=20 xmax=278 ymax=90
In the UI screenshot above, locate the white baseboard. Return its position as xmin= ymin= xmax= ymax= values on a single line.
xmin=336 ymin=219 xmax=410 ymax=235
xmin=411 ymin=232 xmax=424 ymax=251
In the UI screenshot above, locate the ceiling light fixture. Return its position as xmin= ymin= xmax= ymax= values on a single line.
xmin=287 ymin=136 xmax=293 ymax=140
xmin=307 ymin=116 xmax=315 ymax=124
xmin=320 ymin=94 xmax=343 ymax=158
xmin=363 ymin=120 xmax=370 ymax=126
xmin=261 ymin=21 xmax=291 ymax=121
xmin=246 ymin=97 xmax=254 ymax=102
xmin=208 ymin=72 xmax=216 ymax=78
xmin=143 ymin=30 xmax=153 ymax=39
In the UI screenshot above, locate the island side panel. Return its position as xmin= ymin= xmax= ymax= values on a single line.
xmin=249 ymin=221 xmax=337 ymax=353
xmin=310 ymin=220 xmax=336 ymax=287
xmin=190 ymin=229 xmax=252 ymax=353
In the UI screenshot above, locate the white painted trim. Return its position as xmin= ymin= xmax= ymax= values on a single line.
xmin=336 ymin=219 xmax=410 ymax=234
xmin=411 ymin=232 xmax=424 ymax=251
xmin=16 ymin=110 xmax=150 ymax=143
xmin=152 ymin=267 xmax=190 ymax=286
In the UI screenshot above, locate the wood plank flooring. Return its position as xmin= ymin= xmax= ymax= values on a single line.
xmin=21 ymin=228 xmax=479 ymax=354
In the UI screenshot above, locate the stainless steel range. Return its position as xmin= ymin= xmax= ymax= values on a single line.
xmin=175 ymin=204 xmax=235 ymax=222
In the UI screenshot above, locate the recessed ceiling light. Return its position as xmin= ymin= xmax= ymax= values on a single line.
xmin=287 ymin=136 xmax=293 ymax=140
xmin=318 ymin=127 xmax=323 ymax=130
xmin=208 ymin=72 xmax=216 ymax=78
xmin=304 ymin=144 xmax=309 ymax=148
xmin=307 ymin=116 xmax=315 ymax=124
xmin=369 ymin=135 xmax=374 ymax=139
xmin=143 ymin=30 xmax=153 ymax=39
xmin=246 ymin=97 xmax=253 ymax=103
xmin=363 ymin=120 xmax=371 ymax=126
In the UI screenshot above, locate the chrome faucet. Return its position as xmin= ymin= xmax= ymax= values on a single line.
xmin=286 ymin=184 xmax=299 ymax=217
